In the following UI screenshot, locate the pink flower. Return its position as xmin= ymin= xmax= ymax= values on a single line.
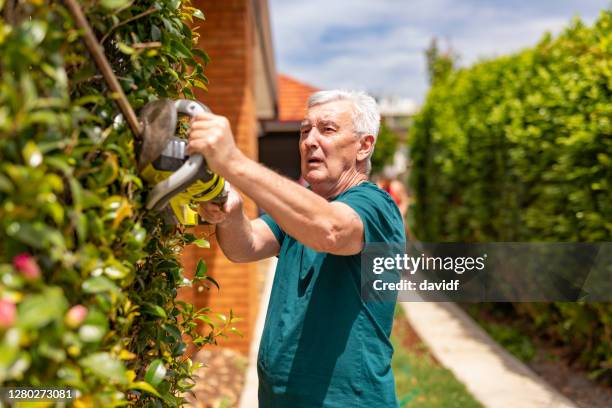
xmin=13 ymin=253 xmax=41 ymax=280
xmin=0 ymin=300 xmax=16 ymax=329
xmin=65 ymin=305 xmax=88 ymax=328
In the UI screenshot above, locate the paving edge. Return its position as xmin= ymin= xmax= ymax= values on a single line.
xmin=401 ymin=301 xmax=578 ymax=408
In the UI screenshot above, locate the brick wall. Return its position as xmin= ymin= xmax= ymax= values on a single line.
xmin=180 ymin=0 xmax=260 ymax=355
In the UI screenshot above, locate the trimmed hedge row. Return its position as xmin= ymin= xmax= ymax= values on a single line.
xmin=409 ymin=11 xmax=611 ymax=380
xmin=0 ymin=0 xmax=235 ymax=405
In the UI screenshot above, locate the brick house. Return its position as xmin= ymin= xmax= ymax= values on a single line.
xmin=180 ymin=0 xmax=278 ymax=355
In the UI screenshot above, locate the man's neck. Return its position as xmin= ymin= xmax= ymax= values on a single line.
xmin=310 ymin=170 xmax=368 ymax=200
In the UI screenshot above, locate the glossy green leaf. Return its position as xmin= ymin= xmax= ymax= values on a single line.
xmin=144 ymin=359 xmax=167 ymax=387
xmin=78 ymin=324 xmax=106 ymax=342
xmin=193 ymin=239 xmax=210 ymax=248
xmin=195 ymin=259 xmax=207 ymax=278
xmin=142 ymin=303 xmax=167 ymax=319
xmin=18 ymin=288 xmax=68 ymax=329
xmin=130 ymin=381 xmax=161 ymax=397
xmin=100 ymin=0 xmax=130 ymax=10
xmin=79 ymin=353 xmax=128 ymax=385
xmin=117 ymin=42 xmax=135 ymax=55
xmin=82 ymin=276 xmax=120 ymax=294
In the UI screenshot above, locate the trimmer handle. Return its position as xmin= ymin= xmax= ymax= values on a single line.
xmin=176 ymin=100 xmax=230 ymax=206
xmin=145 ymin=100 xmax=229 ymax=212
xmin=175 ymin=99 xmax=211 ymax=118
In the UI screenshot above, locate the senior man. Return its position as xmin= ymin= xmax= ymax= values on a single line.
xmin=188 ymin=90 xmax=405 ymax=407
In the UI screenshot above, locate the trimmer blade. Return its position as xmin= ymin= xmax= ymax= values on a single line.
xmin=137 ymin=99 xmax=177 ymax=171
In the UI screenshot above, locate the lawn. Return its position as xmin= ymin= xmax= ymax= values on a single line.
xmin=391 ymin=306 xmax=483 ymax=408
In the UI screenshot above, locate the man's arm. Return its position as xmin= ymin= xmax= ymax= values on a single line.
xmin=198 ymin=188 xmax=280 ymax=263
xmin=188 ymin=114 xmax=365 ymax=255
xmin=225 ymin=154 xmax=363 ymax=255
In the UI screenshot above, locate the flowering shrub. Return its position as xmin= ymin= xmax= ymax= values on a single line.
xmin=0 ymin=0 xmax=236 ymax=405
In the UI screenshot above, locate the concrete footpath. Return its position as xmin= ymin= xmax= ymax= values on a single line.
xmin=402 ymin=301 xmax=578 ymax=408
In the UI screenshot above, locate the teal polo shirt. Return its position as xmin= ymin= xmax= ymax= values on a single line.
xmin=257 ymin=181 xmax=406 ymax=407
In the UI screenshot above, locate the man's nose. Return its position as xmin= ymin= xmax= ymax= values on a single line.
xmin=302 ymin=128 xmax=319 ymax=148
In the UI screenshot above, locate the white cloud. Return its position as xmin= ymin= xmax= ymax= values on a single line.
xmin=269 ymin=0 xmax=609 ymax=102
xmin=269 ymin=0 xmax=458 ymax=59
xmin=453 ymin=16 xmax=572 ymax=65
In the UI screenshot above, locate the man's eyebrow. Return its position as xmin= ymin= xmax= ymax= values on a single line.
xmin=319 ymin=120 xmax=338 ymax=127
xmin=300 ymin=119 xmax=339 ymax=129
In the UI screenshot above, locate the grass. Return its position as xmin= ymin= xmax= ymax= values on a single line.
xmin=391 ymin=306 xmax=483 ymax=408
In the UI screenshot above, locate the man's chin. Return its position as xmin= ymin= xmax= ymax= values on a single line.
xmin=302 ymin=170 xmax=327 ymax=185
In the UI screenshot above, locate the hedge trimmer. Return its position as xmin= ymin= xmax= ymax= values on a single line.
xmin=138 ymin=99 xmax=229 ymax=225
xmin=64 ymin=0 xmax=228 ymax=226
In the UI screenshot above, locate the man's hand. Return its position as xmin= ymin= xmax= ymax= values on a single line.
xmin=198 ymin=186 xmax=243 ymax=225
xmin=198 ymin=185 xmax=281 ymax=262
xmin=187 ymin=112 xmax=242 ymax=175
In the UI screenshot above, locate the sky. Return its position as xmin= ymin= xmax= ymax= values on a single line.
xmin=268 ymin=0 xmax=610 ymax=103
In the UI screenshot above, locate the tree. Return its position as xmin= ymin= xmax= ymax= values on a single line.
xmin=425 ymin=37 xmax=456 ymax=85
xmin=371 ymin=120 xmax=399 ymax=176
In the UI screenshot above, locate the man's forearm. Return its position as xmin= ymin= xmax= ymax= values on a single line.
xmin=215 ymin=209 xmax=257 ymax=262
xmin=220 ymin=151 xmax=344 ymax=252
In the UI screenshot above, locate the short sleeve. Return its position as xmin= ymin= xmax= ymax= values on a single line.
xmin=335 ymin=183 xmax=405 ymax=244
xmin=259 ymin=213 xmax=286 ymax=246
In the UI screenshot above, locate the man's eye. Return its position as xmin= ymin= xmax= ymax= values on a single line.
xmin=325 ymin=127 xmax=335 ymax=132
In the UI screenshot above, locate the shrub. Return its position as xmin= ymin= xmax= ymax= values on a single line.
xmin=371 ymin=121 xmax=399 ymax=175
xmin=0 ymin=0 xmax=235 ymax=405
xmin=409 ymin=10 xmax=611 ymax=381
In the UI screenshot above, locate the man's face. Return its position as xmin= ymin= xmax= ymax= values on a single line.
xmin=299 ymin=100 xmax=361 ymax=188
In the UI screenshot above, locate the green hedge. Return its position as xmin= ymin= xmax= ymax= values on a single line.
xmin=409 ymin=11 xmax=611 ymax=380
xmin=371 ymin=121 xmax=399 ymax=175
xmin=0 ymin=1 xmax=236 ymax=405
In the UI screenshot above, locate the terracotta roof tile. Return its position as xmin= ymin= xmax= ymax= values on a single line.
xmin=277 ymin=74 xmax=321 ymax=121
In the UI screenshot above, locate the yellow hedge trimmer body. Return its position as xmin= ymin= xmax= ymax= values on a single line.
xmin=138 ymin=99 xmax=229 ymax=225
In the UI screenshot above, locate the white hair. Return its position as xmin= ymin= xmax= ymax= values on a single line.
xmin=307 ymin=90 xmax=380 ymax=174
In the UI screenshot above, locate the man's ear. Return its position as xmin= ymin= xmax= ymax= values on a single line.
xmin=357 ymin=134 xmax=375 ymax=161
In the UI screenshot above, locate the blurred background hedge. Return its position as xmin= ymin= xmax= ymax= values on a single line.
xmin=409 ymin=11 xmax=611 ymax=382
xmin=0 ymin=0 xmax=235 ymax=406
